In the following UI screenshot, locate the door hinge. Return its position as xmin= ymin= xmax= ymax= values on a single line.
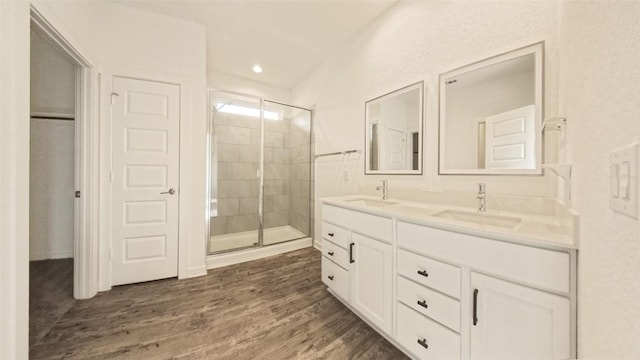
xmin=110 ymin=92 xmax=119 ymax=105
xmin=75 ymin=190 xmax=81 ymax=198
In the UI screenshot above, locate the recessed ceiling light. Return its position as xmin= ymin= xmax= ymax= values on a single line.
xmin=252 ymin=64 xmax=263 ymax=73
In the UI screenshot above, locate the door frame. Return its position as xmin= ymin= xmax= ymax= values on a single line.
xmin=30 ymin=6 xmax=98 ymax=300
xmin=99 ymin=66 xmax=192 ymax=291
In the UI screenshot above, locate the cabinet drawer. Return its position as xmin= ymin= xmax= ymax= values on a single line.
xmin=322 ymin=221 xmax=349 ymax=249
xmin=397 ymin=276 xmax=461 ymax=332
xmin=397 ymin=249 xmax=461 ymax=299
xmin=323 ymin=239 xmax=350 ymax=269
xmin=398 ymin=221 xmax=571 ymax=294
xmin=397 ymin=302 xmax=461 ymax=360
xmin=321 ymin=256 xmax=349 ymax=301
xmin=323 ymin=204 xmax=392 ymax=243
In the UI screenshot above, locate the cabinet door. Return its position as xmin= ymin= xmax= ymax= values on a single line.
xmin=470 ymin=272 xmax=570 ymax=360
xmin=350 ymin=233 xmax=393 ymax=334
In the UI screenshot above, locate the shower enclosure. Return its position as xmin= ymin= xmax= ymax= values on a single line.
xmin=207 ymin=90 xmax=313 ymax=254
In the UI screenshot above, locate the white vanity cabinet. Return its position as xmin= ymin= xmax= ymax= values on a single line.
xmin=321 ymin=204 xmax=394 ymax=334
xmin=320 ymin=201 xmax=577 ymax=360
xmin=350 ymin=232 xmax=393 ymax=333
xmin=470 ymin=272 xmax=570 ymax=360
xmin=398 ymin=220 xmax=575 ymax=360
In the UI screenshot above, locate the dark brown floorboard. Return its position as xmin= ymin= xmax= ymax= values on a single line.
xmin=29 ymin=258 xmax=75 ymax=349
xmin=29 ymin=248 xmax=408 ymax=359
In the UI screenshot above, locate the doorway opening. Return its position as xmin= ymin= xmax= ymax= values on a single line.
xmin=28 ymin=23 xmax=76 ymax=349
xmin=29 ymin=6 xmax=97 ymax=352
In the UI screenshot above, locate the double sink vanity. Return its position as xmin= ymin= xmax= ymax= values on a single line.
xmin=320 ymin=40 xmax=578 ymax=359
xmin=320 ymin=193 xmax=577 ymax=359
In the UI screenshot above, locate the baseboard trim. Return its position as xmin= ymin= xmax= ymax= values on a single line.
xmin=184 ymin=265 xmax=207 ymax=279
xmin=206 ymin=237 xmax=313 ymax=270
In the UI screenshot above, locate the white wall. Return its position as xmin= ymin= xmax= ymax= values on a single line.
xmin=559 ymin=2 xmax=640 ymax=358
xmin=208 ymin=69 xmax=290 ymax=103
xmin=31 ymin=0 xmax=209 ymax=282
xmin=292 ymin=1 xmax=561 ymax=246
xmin=0 ymin=2 xmax=30 ymax=358
xmin=30 ymin=27 xmax=75 ymax=116
xmin=30 ymin=119 xmax=75 ymax=260
xmin=30 ymin=27 xmax=76 ymax=261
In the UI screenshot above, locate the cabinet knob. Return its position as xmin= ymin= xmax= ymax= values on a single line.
xmin=328 ymin=251 xmax=334 ymax=256
xmin=327 ymin=275 xmax=334 ymax=281
xmin=417 ymin=269 xmax=429 ymax=278
xmin=417 ymin=299 xmax=429 ymax=309
xmin=328 ymin=232 xmax=334 ymax=237
xmin=417 ymin=338 xmax=429 ymax=349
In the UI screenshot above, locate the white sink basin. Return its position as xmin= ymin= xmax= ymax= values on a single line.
xmin=432 ymin=209 xmax=521 ymax=229
xmin=387 ymin=204 xmax=436 ymax=218
xmin=346 ymin=198 xmax=398 ymax=207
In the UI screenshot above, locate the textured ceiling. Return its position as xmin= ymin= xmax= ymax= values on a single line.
xmin=114 ymin=0 xmax=397 ymax=88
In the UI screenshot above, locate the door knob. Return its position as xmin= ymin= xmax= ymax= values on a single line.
xmin=161 ymin=188 xmax=176 ymax=195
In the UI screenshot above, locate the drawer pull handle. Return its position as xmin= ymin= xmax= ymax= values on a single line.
xmin=328 ymin=275 xmax=334 ymax=281
xmin=327 ymin=251 xmax=334 ymax=256
xmin=417 ymin=338 xmax=429 ymax=349
xmin=473 ymin=288 xmax=479 ymax=326
xmin=417 ymin=269 xmax=429 ymax=278
xmin=417 ymin=299 xmax=428 ymax=309
xmin=349 ymin=242 xmax=355 ymax=263
xmin=328 ymin=232 xmax=335 ymax=237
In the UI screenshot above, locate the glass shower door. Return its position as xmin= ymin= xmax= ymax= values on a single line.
xmin=262 ymin=101 xmax=311 ymax=245
xmin=208 ymin=91 xmax=261 ymax=253
xmin=207 ymin=92 xmax=312 ymax=255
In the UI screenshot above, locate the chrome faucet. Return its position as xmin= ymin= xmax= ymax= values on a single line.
xmin=376 ymin=180 xmax=388 ymax=200
xmin=477 ymin=183 xmax=486 ymax=212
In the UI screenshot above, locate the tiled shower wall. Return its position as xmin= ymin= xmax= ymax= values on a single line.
xmin=263 ymin=113 xmax=293 ymax=229
xmin=210 ymin=109 xmax=311 ymax=237
xmin=210 ymin=112 xmax=261 ymax=236
xmin=288 ymin=111 xmax=312 ymax=235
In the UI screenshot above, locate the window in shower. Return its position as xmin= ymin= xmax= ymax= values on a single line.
xmin=207 ymin=91 xmax=312 ymax=254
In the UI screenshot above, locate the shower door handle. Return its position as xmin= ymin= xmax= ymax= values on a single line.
xmin=161 ymin=188 xmax=176 ymax=195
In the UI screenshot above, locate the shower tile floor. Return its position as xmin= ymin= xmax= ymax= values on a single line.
xmin=209 ymin=225 xmax=307 ymax=253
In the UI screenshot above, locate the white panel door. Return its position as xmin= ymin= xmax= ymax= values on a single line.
xmin=470 ymin=272 xmax=570 ymax=360
xmin=485 ymin=104 xmax=535 ymax=169
xmin=350 ymin=233 xmax=393 ymax=334
xmin=386 ymin=128 xmax=405 ymax=170
xmin=111 ymin=76 xmax=180 ymax=286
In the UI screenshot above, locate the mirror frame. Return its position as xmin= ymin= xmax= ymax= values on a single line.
xmin=365 ymin=81 xmax=424 ymax=175
xmin=438 ymin=42 xmax=544 ymax=175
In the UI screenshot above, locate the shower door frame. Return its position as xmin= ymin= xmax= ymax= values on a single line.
xmin=206 ymin=89 xmax=313 ymax=255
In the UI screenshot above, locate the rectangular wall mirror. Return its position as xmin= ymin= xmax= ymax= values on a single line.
xmin=439 ymin=42 xmax=544 ymax=175
xmin=365 ymin=81 xmax=423 ymax=175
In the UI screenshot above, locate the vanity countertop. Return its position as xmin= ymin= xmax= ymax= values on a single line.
xmin=322 ymin=195 xmax=579 ymax=251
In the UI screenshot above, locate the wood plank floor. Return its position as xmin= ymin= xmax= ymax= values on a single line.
xmin=30 ymin=247 xmax=408 ymax=359
xmin=30 ymin=258 xmax=75 ymax=349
